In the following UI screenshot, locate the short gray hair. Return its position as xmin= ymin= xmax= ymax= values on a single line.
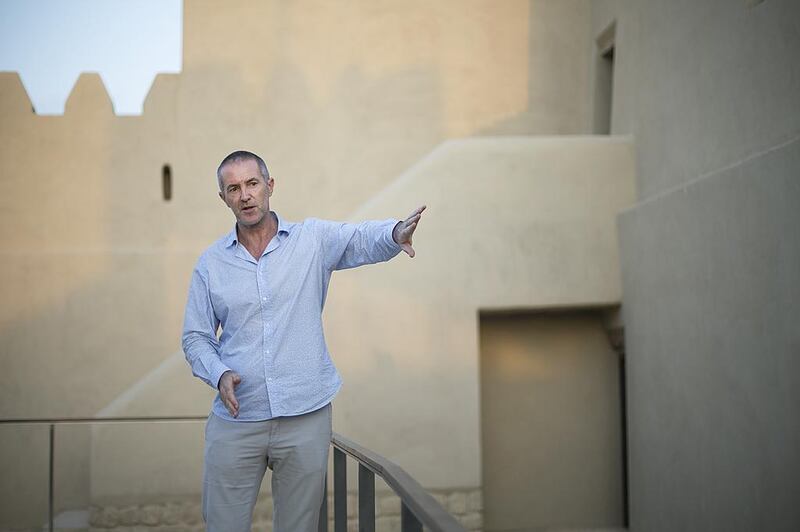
xmin=216 ymin=150 xmax=270 ymax=191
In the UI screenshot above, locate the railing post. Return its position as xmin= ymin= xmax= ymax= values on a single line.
xmin=333 ymin=448 xmax=347 ymax=532
xmin=318 ymin=471 xmax=328 ymax=532
xmin=48 ymin=423 xmax=54 ymax=532
xmin=358 ymin=464 xmax=375 ymax=532
xmin=401 ymin=502 xmax=422 ymax=532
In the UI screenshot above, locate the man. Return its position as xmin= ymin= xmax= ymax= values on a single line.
xmin=182 ymin=150 xmax=424 ymax=532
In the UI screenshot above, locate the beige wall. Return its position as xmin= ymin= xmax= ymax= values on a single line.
xmin=0 ymin=0 xmax=638 ymax=527
xmin=594 ymin=0 xmax=800 ymax=530
xmin=324 ymin=136 xmax=635 ymax=489
xmin=0 ymin=0 xmax=597 ymax=420
xmin=592 ymin=0 xmax=800 ymax=200
xmin=483 ymin=0 xmax=593 ymax=135
xmin=81 ymin=136 xmax=635 ymax=499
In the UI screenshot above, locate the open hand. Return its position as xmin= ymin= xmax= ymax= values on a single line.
xmin=218 ymin=370 xmax=241 ymax=418
xmin=393 ymin=205 xmax=426 ymax=258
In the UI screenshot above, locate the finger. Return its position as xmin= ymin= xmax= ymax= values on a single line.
xmin=228 ymin=390 xmax=239 ymax=411
xmin=405 ymin=213 xmax=422 ymax=225
xmin=222 ymin=389 xmax=239 ymax=417
xmin=406 ymin=209 xmax=425 ymax=222
xmin=402 ymin=243 xmax=416 ymax=258
xmin=221 ymin=390 xmax=231 ymax=409
xmin=223 ymin=396 xmax=234 ymax=416
xmin=405 ymin=205 xmax=426 ymax=221
xmin=400 ymin=221 xmax=418 ymax=238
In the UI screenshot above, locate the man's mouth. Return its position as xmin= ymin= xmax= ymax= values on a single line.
xmin=241 ymin=206 xmax=255 ymax=212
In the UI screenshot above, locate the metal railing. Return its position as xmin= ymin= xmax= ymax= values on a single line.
xmin=0 ymin=417 xmax=466 ymax=532
xmin=0 ymin=416 xmax=207 ymax=532
xmin=324 ymin=433 xmax=466 ymax=532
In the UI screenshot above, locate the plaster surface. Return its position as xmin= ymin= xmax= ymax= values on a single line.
xmin=619 ymin=132 xmax=800 ymax=532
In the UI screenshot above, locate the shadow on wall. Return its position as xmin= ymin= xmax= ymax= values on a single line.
xmin=478 ymin=0 xmax=593 ymax=136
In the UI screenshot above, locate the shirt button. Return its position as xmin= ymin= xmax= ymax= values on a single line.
xmin=262 ymin=297 xmax=267 ymax=301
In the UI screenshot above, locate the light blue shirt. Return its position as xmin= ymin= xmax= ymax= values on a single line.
xmin=182 ymin=213 xmax=401 ymax=421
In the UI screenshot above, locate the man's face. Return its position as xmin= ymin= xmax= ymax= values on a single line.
xmin=218 ymin=158 xmax=274 ymax=228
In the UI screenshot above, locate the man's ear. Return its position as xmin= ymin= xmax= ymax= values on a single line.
xmin=218 ymin=191 xmax=226 ymax=203
xmin=267 ymin=177 xmax=275 ymax=196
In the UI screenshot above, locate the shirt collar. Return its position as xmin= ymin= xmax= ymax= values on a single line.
xmin=224 ymin=211 xmax=290 ymax=248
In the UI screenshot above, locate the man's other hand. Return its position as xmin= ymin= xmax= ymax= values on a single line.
xmin=218 ymin=370 xmax=241 ymax=418
xmin=393 ymin=205 xmax=426 ymax=258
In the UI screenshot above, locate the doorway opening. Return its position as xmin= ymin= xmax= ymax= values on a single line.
xmin=479 ymin=308 xmax=627 ymax=531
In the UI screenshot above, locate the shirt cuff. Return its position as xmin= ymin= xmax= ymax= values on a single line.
xmin=386 ymin=219 xmax=403 ymax=252
xmin=210 ymin=361 xmax=232 ymax=390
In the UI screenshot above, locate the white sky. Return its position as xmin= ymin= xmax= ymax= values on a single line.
xmin=0 ymin=0 xmax=182 ymax=115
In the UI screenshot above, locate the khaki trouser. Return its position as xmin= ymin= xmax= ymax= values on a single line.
xmin=202 ymin=403 xmax=332 ymax=532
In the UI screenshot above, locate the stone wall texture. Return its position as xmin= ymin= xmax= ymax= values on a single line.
xmin=84 ymin=488 xmax=483 ymax=532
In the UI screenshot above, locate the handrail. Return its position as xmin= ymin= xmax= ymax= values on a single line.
xmin=0 ymin=418 xmax=468 ymax=532
xmin=0 ymin=416 xmax=208 ymax=424
xmin=331 ymin=432 xmax=467 ymax=532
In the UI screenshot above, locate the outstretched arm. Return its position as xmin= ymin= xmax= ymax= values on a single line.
xmin=392 ymin=205 xmax=426 ymax=258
